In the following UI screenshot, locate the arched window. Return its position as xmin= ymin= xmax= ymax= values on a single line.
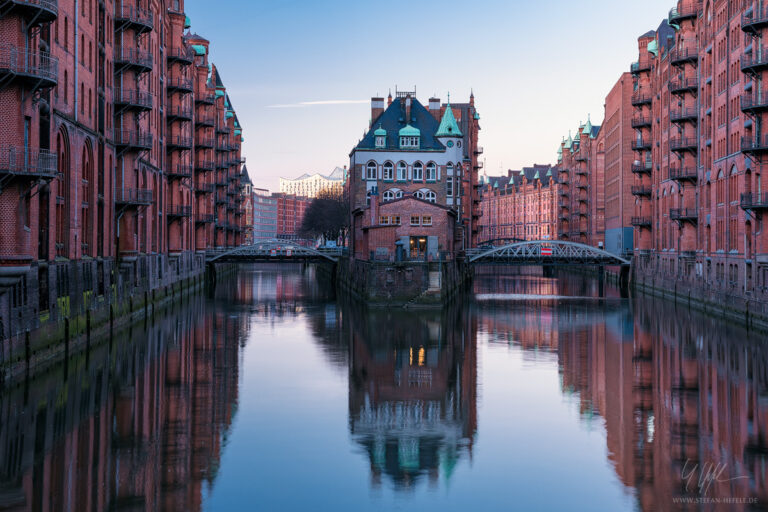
xmin=729 ymin=164 xmax=738 ymax=204
xmin=395 ymin=189 xmax=403 ymax=198
xmin=383 ymin=161 xmax=394 ymax=181
xmin=56 ymin=127 xmax=70 ymax=257
xmin=397 ymin=161 xmax=407 ymax=181
xmin=414 ymin=190 xmax=424 ymax=199
xmin=383 ymin=190 xmax=395 ymax=201
xmin=447 ymin=163 xmax=454 ymax=176
xmin=366 ymin=161 xmax=376 ymax=180
xmin=425 ymin=190 xmax=436 ymax=203
xmin=426 ymin=162 xmax=436 ymax=181
xmin=455 ymin=163 xmax=462 ymax=177
xmin=413 ymin=162 xmax=423 ymax=181
xmin=716 ymin=170 xmax=725 ymax=205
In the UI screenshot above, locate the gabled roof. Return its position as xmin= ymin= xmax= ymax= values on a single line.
xmin=240 ymin=164 xmax=252 ymax=184
xmin=355 ymin=98 xmax=445 ymax=151
xmin=435 ymin=104 xmax=463 ymax=137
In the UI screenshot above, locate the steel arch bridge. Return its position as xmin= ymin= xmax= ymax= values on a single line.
xmin=467 ymin=241 xmax=631 ymax=266
xmin=207 ymin=240 xmax=342 ymax=263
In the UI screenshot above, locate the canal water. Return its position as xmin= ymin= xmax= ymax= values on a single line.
xmin=1 ymin=264 xmax=766 ymax=511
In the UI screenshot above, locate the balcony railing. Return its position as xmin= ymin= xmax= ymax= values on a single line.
xmin=669 ymin=46 xmax=699 ymax=66
xmin=669 ymin=76 xmax=698 ymax=95
xmin=166 ymin=77 xmax=193 ymax=93
xmin=166 ymin=105 xmax=193 ymax=121
xmin=0 ymin=146 xmax=57 ymax=178
xmin=741 ymin=90 xmax=768 ymax=114
xmin=741 ymin=48 xmax=768 ymax=75
xmin=114 ymin=187 xmax=152 ymax=205
xmin=632 ymin=162 xmax=653 ymax=174
xmin=631 ymin=116 xmax=652 ymax=128
xmin=630 ymin=60 xmax=651 ymax=74
xmin=631 ymin=93 xmax=653 ymax=106
xmin=631 ymin=216 xmax=652 ymax=227
xmin=114 ymin=47 xmax=153 ymax=72
xmin=740 ymin=192 xmax=768 ymax=210
xmin=196 ymin=93 xmax=215 ymax=105
xmin=631 ymin=185 xmax=652 ymax=197
xmin=632 ymin=138 xmax=652 ymax=150
xmin=742 ymin=6 xmax=768 ymax=34
xmin=215 ymin=193 xmax=227 ymax=204
xmin=195 ymin=183 xmax=215 ymax=193
xmin=669 ymin=208 xmax=698 ymax=222
xmin=0 ymin=45 xmax=58 ymax=87
xmin=195 ymin=114 xmax=215 ymax=127
xmin=195 ymin=214 xmax=214 ymax=224
xmin=113 ymin=88 xmax=152 ymax=110
xmin=574 ymin=152 xmax=586 ymax=162
xmin=166 ymin=164 xmax=192 ymax=178
xmin=668 ymin=166 xmax=698 ymax=181
xmin=195 ymin=137 xmax=215 ymax=148
xmin=195 ymin=159 xmax=215 ymax=171
xmin=670 ymin=136 xmax=698 ymax=152
xmin=5 ymin=0 xmax=58 ymax=24
xmin=741 ymin=135 xmax=768 ymax=154
xmin=670 ymin=107 xmax=698 ymax=124
xmin=474 ymin=146 xmax=484 ymax=155
xmin=166 ymin=135 xmax=193 ymax=150
xmin=166 ymin=46 xmax=194 ymax=64
xmin=115 ymin=3 xmax=154 ymax=32
xmin=113 ymin=130 xmax=152 ymax=150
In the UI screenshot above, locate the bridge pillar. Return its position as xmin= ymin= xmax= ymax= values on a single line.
xmin=598 ymin=265 xmax=605 ymax=297
xmin=619 ymin=265 xmax=630 ymax=295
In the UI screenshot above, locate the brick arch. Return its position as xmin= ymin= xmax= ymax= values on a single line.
xmin=81 ymin=138 xmax=94 ymax=256
xmin=55 ymin=126 xmax=71 ymax=257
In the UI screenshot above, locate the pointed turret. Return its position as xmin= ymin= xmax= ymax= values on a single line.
xmin=436 ymin=102 xmax=463 ymax=137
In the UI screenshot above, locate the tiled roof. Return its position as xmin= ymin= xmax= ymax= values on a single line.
xmin=356 ymin=98 xmax=445 ymax=151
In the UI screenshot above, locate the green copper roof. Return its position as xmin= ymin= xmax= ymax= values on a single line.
xmin=533 ymin=170 xmax=540 ymax=180
xmin=215 ymin=89 xmax=225 ymax=97
xmin=474 ymin=111 xmax=480 ymax=120
xmin=234 ymin=129 xmax=242 ymax=136
xmin=435 ymin=105 xmax=463 ymax=137
xmin=184 ymin=15 xmax=191 ymax=29
xmin=583 ymin=115 xmax=592 ymax=135
xmin=225 ymin=111 xmax=233 ymax=119
xmin=399 ymin=124 xmax=420 ymax=137
xmin=374 ymin=125 xmax=387 ymax=137
xmin=191 ymin=44 xmax=206 ymax=56
xmin=564 ymin=132 xmax=573 ymax=150
xmin=546 ymin=169 xmax=552 ymax=177
xmin=647 ymin=40 xmax=658 ymax=56
xmin=493 ymin=180 xmax=499 ymax=189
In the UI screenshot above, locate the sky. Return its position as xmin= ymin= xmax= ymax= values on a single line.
xmin=184 ymin=0 xmax=675 ymax=191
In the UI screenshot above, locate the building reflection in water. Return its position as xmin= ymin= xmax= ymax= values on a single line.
xmin=343 ymin=301 xmax=478 ymax=490
xmin=0 ymin=295 xmax=245 ymax=512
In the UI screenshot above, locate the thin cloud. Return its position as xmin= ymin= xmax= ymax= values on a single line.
xmin=267 ymin=99 xmax=369 ymax=109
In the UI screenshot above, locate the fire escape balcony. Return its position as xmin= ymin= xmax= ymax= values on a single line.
xmin=670 ymin=107 xmax=698 ymax=124
xmin=575 ymin=168 xmax=587 ymax=176
xmin=632 ymin=138 xmax=652 ymax=151
xmin=195 ymin=93 xmax=215 ymax=105
xmin=631 ymin=216 xmax=652 ymax=227
xmin=0 ymin=146 xmax=57 ymax=184
xmin=632 ymin=161 xmax=653 ymax=174
xmin=166 ymin=163 xmax=192 ymax=178
xmin=195 ymin=159 xmax=214 ymax=171
xmin=166 ymin=105 xmax=193 ymax=121
xmin=741 ymin=48 xmax=768 ymax=75
xmin=741 ymin=91 xmax=768 ymax=114
xmin=216 ymin=126 xmax=231 ymax=135
xmin=114 ymin=47 xmax=153 ymax=73
xmin=741 ymin=192 xmax=768 ymax=210
xmin=576 ymin=193 xmax=588 ymax=203
xmin=474 ymin=146 xmax=484 ymax=155
xmin=195 ymin=136 xmax=215 ymax=149
xmin=0 ymin=45 xmax=58 ymax=89
xmin=113 ymin=88 xmax=152 ymax=111
xmin=631 ymin=116 xmax=652 ymax=128
xmin=669 ymin=208 xmax=698 ymax=223
xmin=741 ymin=135 xmax=768 ymax=155
xmin=630 ymin=60 xmax=651 ymax=74
xmin=668 ymin=3 xmax=699 ymax=25
xmin=670 ymin=136 xmax=698 ymax=153
xmin=215 ymin=193 xmax=227 ymax=205
xmin=631 ymin=93 xmax=653 ymax=106
xmin=166 ymin=77 xmax=193 ymax=93
xmin=574 ymin=152 xmax=586 ymax=162
xmin=166 ymin=46 xmax=193 ymax=65
xmin=2 ymin=0 xmax=58 ymax=24
xmin=631 ymin=185 xmax=652 ymax=197
xmin=559 ymin=189 xmax=569 ymax=198
xmin=195 ymin=214 xmax=214 ymax=224
xmin=669 ymin=46 xmax=699 ymax=67
xmin=669 ymin=166 xmax=698 ymax=182
xmin=166 ymin=135 xmax=193 ymax=150
xmin=575 ymin=181 xmax=588 ymax=190
xmin=669 ymin=77 xmax=698 ymax=95
xmin=114 ymin=3 xmax=153 ymax=33
xmin=113 ymin=130 xmax=152 ymax=151
xmin=166 ymin=205 xmax=192 ymax=218
xmin=195 ymin=114 xmax=215 ymax=127
xmin=742 ymin=6 xmax=768 ymax=34
xmin=195 ymin=182 xmax=214 ymax=194
xmin=114 ymin=187 xmax=152 ymax=206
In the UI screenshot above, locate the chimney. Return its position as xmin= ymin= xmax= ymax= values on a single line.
xmin=387 ymin=91 xmax=393 ymax=107
xmin=405 ymin=95 xmax=412 ymax=122
xmin=371 ymin=97 xmax=385 ymax=127
xmin=370 ymin=186 xmax=379 ymax=225
xmin=429 ymin=97 xmax=441 ymax=120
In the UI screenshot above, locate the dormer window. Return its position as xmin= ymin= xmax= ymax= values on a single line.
xmin=398 ymin=124 xmax=421 ymax=149
xmin=375 ymin=136 xmax=386 ymax=148
xmin=400 ymin=136 xmax=419 ymax=149
xmin=374 ymin=125 xmax=387 ymax=148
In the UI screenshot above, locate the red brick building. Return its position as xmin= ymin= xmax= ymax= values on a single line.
xmin=273 ymin=192 xmax=310 ymax=240
xmin=0 ymin=0 xmax=246 ymax=343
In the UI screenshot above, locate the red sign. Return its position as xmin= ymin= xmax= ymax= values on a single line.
xmin=270 ymin=249 xmax=277 ymax=256
xmin=541 ymin=246 xmax=553 ymax=256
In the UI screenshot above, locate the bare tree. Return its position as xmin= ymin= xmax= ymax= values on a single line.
xmin=299 ymin=187 xmax=349 ymax=244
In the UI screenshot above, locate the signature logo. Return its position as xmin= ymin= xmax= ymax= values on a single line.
xmin=681 ymin=459 xmax=749 ymax=496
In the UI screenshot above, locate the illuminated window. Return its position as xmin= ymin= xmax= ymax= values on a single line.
xmin=392 ymin=215 xmax=401 ymax=225
xmin=379 ymin=215 xmax=389 ymax=225
xmin=422 ymin=216 xmax=432 ymax=226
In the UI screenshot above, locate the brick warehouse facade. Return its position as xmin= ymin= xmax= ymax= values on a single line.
xmin=0 ymin=0 xmax=246 ymax=346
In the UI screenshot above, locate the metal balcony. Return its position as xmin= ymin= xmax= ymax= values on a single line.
xmin=195 ymin=114 xmax=215 ymax=127
xmin=559 ymin=178 xmax=570 ymax=186
xmin=631 ymin=93 xmax=653 ymax=106
xmin=632 ymin=138 xmax=652 ymax=151
xmin=670 ymin=136 xmax=698 ymax=153
xmin=741 ymin=48 xmax=768 ymax=75
xmin=631 ymin=216 xmax=652 ymax=227
xmin=113 ymin=130 xmax=152 ymax=151
xmin=215 ymin=194 xmax=227 ymax=205
xmin=631 ymin=116 xmax=652 ymax=128
xmin=195 ymin=137 xmax=215 ymax=149
xmin=216 ymin=126 xmax=231 ymax=134
xmin=166 ymin=46 xmax=193 ymax=64
xmin=113 ymin=88 xmax=152 ymax=111
xmin=0 ymin=45 xmax=58 ymax=89
xmin=195 ymin=93 xmax=215 ymax=105
xmin=166 ymin=77 xmax=193 ymax=93
xmin=742 ymin=6 xmax=768 ymax=34
xmin=668 ymin=166 xmax=698 ymax=182
xmin=195 ymin=214 xmax=214 ymax=224
xmin=114 ymin=187 xmax=152 ymax=206
xmin=574 ymin=168 xmax=588 ymax=176
xmin=669 ymin=208 xmax=698 ymax=222
xmin=166 ymin=105 xmax=193 ymax=121
xmin=669 ymin=3 xmax=699 ymax=25
xmin=167 ymin=205 xmax=192 ymax=218
xmin=195 ymin=159 xmax=215 ymax=171
xmin=741 ymin=135 xmax=768 ymax=155
xmin=670 ymin=107 xmax=698 ymax=124
xmin=669 ymin=46 xmax=698 ymax=67
xmin=2 ymin=0 xmax=58 ymax=24
xmin=0 ymin=146 xmax=57 ymax=183
xmin=669 ymin=77 xmax=698 ymax=95
xmin=474 ymin=146 xmax=484 ymax=155
xmin=166 ymin=164 xmax=192 ymax=178
xmin=114 ymin=3 xmax=153 ymax=33
xmin=632 ymin=162 xmax=653 ymax=174
xmin=631 ymin=185 xmax=652 ymax=197
xmin=166 ymin=135 xmax=193 ymax=150
xmin=630 ymin=60 xmax=651 ymax=74
xmin=114 ymin=47 xmax=153 ymax=73
xmin=574 ymin=152 xmax=586 ymax=162
xmin=741 ymin=91 xmax=768 ymax=114
xmin=740 ymin=192 xmax=768 ymax=210
xmin=559 ymin=189 xmax=569 ymax=198
xmin=195 ymin=183 xmax=215 ymax=194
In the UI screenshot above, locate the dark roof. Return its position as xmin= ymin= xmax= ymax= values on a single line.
xmin=657 ymin=19 xmax=675 ymax=53
xmin=213 ymin=68 xmax=224 ymax=87
xmin=639 ymin=30 xmax=656 ymax=39
xmin=240 ymin=164 xmax=252 ymax=184
xmin=590 ymin=125 xmax=601 ymax=138
xmin=356 ymin=98 xmax=445 ymax=151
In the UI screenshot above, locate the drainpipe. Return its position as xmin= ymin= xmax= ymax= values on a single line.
xmin=74 ymin=0 xmax=78 ymax=123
